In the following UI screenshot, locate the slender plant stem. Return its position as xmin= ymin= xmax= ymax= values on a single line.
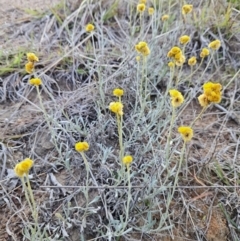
xmin=117 ymin=114 xmax=123 ymax=165
xmin=26 ymin=175 xmax=38 ymax=225
xmin=80 ymin=152 xmax=90 ymax=203
xmin=183 ymin=57 xmax=204 ymax=83
xmin=166 ymin=107 xmax=176 ymax=162
xmin=21 ymin=177 xmax=34 ymax=215
xmin=190 ymin=106 xmax=208 ymax=127
xmin=199 ymin=54 xmax=213 ymax=81
xmin=124 ymin=165 xmax=132 ymax=230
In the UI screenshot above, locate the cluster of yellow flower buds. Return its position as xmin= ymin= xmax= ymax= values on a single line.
xmin=198 ymin=82 xmax=222 ymax=107
xmin=25 ymin=53 xmax=39 ymax=74
xmin=135 ymin=41 xmax=150 ymax=57
xmin=167 ymin=46 xmax=185 ymax=66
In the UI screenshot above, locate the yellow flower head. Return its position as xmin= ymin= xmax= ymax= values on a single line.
xmin=200 ymin=48 xmax=210 ymax=58
xmin=179 ymin=35 xmax=190 ymax=45
xmin=178 ymin=126 xmax=193 ymax=142
xmin=167 ymin=46 xmax=182 ymax=58
xmin=75 ymin=141 xmax=89 ymax=152
xmin=139 ymin=0 xmax=146 ymax=3
xmin=208 ymin=39 xmax=221 ymax=50
xmin=27 ymin=53 xmax=39 ymax=62
xmin=25 ymin=62 xmax=34 ymax=74
xmin=188 ymin=56 xmax=197 ymax=66
xmin=169 ymin=89 xmax=184 ymax=108
xmin=135 ymin=41 xmax=150 ymax=56
xmin=174 ymin=52 xmax=183 ymax=61
xmin=203 ymin=82 xmax=222 ymax=103
xmin=167 ymin=51 xmax=174 ymax=58
xmin=161 ymin=14 xmax=169 ymax=21
xmin=168 ymin=61 xmax=175 ymax=68
xmin=198 ymin=93 xmax=210 ymax=107
xmin=182 ymin=4 xmax=193 ymax=15
xmin=14 ymin=158 xmax=34 ymax=178
xmin=122 ymin=155 xmax=133 ymax=166
xmin=85 ymin=23 xmax=95 ymax=32
xmin=170 ymin=46 xmax=182 ymax=55
xmin=109 ymin=101 xmax=123 ymax=115
xmin=137 ymin=3 xmax=146 ymax=12
xmin=148 ymin=7 xmax=154 ymax=15
xmin=175 ymin=54 xmax=186 ymax=66
xmin=113 ymin=88 xmax=124 ymax=97
xmin=29 ymin=78 xmax=42 ymax=86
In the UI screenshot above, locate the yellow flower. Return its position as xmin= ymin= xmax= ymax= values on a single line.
xmin=208 ymin=39 xmax=221 ymax=50
xmin=122 ymin=155 xmax=133 ymax=166
xmin=203 ymin=82 xmax=222 ymax=103
xmin=25 ymin=62 xmax=34 ymax=74
xmin=182 ymin=4 xmax=193 ymax=15
xmin=27 ymin=53 xmax=39 ymax=62
xmin=161 ymin=14 xmax=169 ymax=21
xmin=170 ymin=46 xmax=181 ymax=55
xmin=178 ymin=126 xmax=193 ymax=142
xmin=175 ymin=54 xmax=186 ymax=66
xmin=169 ymin=89 xmax=184 ymax=108
xmin=200 ymin=48 xmax=210 ymax=58
xmin=85 ymin=23 xmax=95 ymax=32
xmin=75 ymin=141 xmax=89 ymax=152
xmin=203 ymin=82 xmax=222 ymax=93
xmin=198 ymin=94 xmax=210 ymax=107
xmin=139 ymin=0 xmax=146 ymax=3
xmin=168 ymin=61 xmax=175 ymax=68
xmin=167 ymin=51 xmax=174 ymax=58
xmin=188 ymin=56 xmax=197 ymax=66
xmin=135 ymin=41 xmax=147 ymax=51
xmin=14 ymin=158 xmax=34 ymax=178
xmin=109 ymin=102 xmax=123 ymax=115
xmin=135 ymin=41 xmax=150 ymax=56
xmin=174 ymin=52 xmax=183 ymax=61
xmin=137 ymin=3 xmax=146 ymax=12
xmin=29 ymin=78 xmax=42 ymax=86
xmin=113 ymin=88 xmax=124 ymax=97
xmin=179 ymin=35 xmax=190 ymax=45
xmin=136 ymin=56 xmax=141 ymax=62
xmin=148 ymin=7 xmax=154 ymax=15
